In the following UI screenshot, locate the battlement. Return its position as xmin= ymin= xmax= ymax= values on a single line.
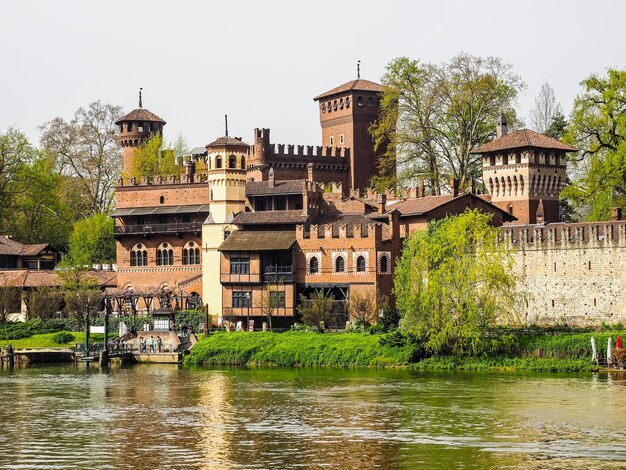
xmin=296 ymin=222 xmax=382 ymax=240
xmin=116 ymin=173 xmax=208 ymax=188
xmin=502 ymin=220 xmax=626 ymax=249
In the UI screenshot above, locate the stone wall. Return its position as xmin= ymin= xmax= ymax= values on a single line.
xmin=504 ymin=221 xmax=626 ymax=326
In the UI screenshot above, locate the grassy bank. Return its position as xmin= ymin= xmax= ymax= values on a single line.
xmin=185 ymin=330 xmax=622 ymax=371
xmin=184 ymin=331 xmax=415 ymax=367
xmin=0 ymin=332 xmax=104 ymax=349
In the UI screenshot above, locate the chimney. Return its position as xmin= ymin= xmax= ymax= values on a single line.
xmin=268 ymin=166 xmax=275 ymax=188
xmin=496 ymin=113 xmax=508 ymax=138
xmin=471 ymin=178 xmax=476 ymax=195
xmin=307 ymin=163 xmax=314 ymax=182
xmin=419 ymin=179 xmax=425 ymax=198
xmin=377 ymin=193 xmax=386 ymax=214
xmin=450 ymin=178 xmax=459 ymax=198
xmin=612 ymin=207 xmax=622 ymax=221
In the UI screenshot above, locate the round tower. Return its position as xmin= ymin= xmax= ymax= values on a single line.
xmin=116 ymin=90 xmax=166 ymax=177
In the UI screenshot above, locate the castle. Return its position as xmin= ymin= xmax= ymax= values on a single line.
xmin=111 ymin=81 xmax=626 ymax=327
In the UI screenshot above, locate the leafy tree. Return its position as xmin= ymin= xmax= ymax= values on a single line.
xmin=297 ymin=291 xmax=334 ymax=330
xmin=40 ymin=101 xmax=123 ymax=215
xmin=562 ymin=69 xmax=626 ymax=221
xmin=255 ymin=282 xmax=285 ymax=331
xmin=130 ymin=134 xmax=179 ymax=180
xmin=371 ymin=54 xmax=524 ymax=193
xmin=544 ymin=112 xmax=568 ymax=140
xmin=530 ymin=82 xmax=563 ymax=134
xmin=25 ymin=287 xmax=63 ymax=320
xmin=0 ymin=128 xmax=36 ymax=222
xmin=67 ymin=213 xmax=115 ymax=264
xmin=0 ymin=287 xmax=22 ymax=322
xmin=394 ymin=210 xmax=520 ymax=356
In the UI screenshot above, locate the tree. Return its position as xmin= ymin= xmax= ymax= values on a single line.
xmin=530 ymin=82 xmax=564 ymax=134
xmin=0 ymin=128 xmax=36 ymax=222
xmin=562 ymin=69 xmax=626 ymax=221
xmin=40 ymin=101 xmax=123 ymax=215
xmin=0 ymin=287 xmax=22 ymax=322
xmin=130 ymin=134 xmax=179 ymax=180
xmin=394 ymin=210 xmax=520 ymax=356
xmin=371 ymin=54 xmax=524 ymax=193
xmin=255 ymin=282 xmax=285 ymax=331
xmin=67 ymin=213 xmax=116 ymax=264
xmin=24 ymin=287 xmax=63 ymax=320
xmin=348 ymin=289 xmax=378 ymax=327
xmin=297 ymin=291 xmax=334 ymax=330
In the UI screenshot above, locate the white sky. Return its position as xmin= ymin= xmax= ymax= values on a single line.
xmin=1 ymin=0 xmax=625 ymax=149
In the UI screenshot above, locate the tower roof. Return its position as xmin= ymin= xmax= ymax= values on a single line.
xmin=115 ymin=108 xmax=166 ymax=125
xmin=313 ymin=79 xmax=384 ymax=101
xmin=205 ymin=136 xmax=249 ymax=148
xmin=470 ymin=129 xmax=576 ymax=154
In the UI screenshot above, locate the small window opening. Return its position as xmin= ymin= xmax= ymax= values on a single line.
xmin=339 ymin=134 xmax=344 ymax=145
xmin=357 ymin=96 xmax=364 ymax=107
xmin=551 ymin=299 xmax=555 ymax=307
xmin=330 ymin=136 xmax=334 ymax=146
xmin=588 ymin=260 xmax=591 ymax=270
xmin=159 ymin=196 xmax=165 ymax=204
xmin=594 ymin=298 xmax=597 ymax=307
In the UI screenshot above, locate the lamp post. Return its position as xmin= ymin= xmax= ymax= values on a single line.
xmin=84 ymin=295 xmax=91 ymax=357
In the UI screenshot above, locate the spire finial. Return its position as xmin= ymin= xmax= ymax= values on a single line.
xmin=139 ymin=88 xmax=143 ymax=108
xmin=357 ymin=60 xmax=361 ymax=79
xmin=224 ymin=114 xmax=229 ymax=137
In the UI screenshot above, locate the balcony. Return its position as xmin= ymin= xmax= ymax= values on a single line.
xmin=114 ymin=222 xmax=202 ymax=236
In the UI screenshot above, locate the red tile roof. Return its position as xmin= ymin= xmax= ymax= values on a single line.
xmin=232 ymin=210 xmax=309 ymax=225
xmin=0 ymin=269 xmax=116 ymax=288
xmin=206 ymin=136 xmax=250 ymax=148
xmin=0 ymin=237 xmax=53 ymax=256
xmin=385 ymin=195 xmax=455 ymax=216
xmin=313 ymin=79 xmax=384 ymax=101
xmin=246 ymin=180 xmax=305 ymax=196
xmin=115 ymin=108 xmax=166 ymax=124
xmin=470 ymin=129 xmax=576 ymax=154
xmin=219 ymin=230 xmax=296 ymax=251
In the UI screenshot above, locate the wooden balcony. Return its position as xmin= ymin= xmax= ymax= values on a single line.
xmin=114 ymin=222 xmax=203 ymax=236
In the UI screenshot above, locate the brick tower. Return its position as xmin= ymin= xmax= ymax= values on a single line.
xmin=116 ymin=89 xmax=166 ymax=177
xmin=472 ymin=115 xmax=576 ymax=224
xmin=313 ymin=78 xmax=384 ymax=192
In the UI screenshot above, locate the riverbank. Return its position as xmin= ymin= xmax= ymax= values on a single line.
xmin=184 ymin=330 xmax=623 ymax=372
xmin=0 ymin=332 xmax=103 ymax=349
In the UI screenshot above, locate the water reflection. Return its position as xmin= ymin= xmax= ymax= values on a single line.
xmin=0 ymin=365 xmax=625 ymax=469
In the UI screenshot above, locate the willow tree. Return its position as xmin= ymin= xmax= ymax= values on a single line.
xmin=562 ymin=69 xmax=626 ymax=221
xmin=394 ymin=210 xmax=520 ymax=356
xmin=371 ymin=54 xmax=524 ymax=193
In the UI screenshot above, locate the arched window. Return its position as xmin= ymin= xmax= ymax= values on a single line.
xmin=182 ymin=241 xmax=200 ymax=265
xmin=309 ymin=257 xmax=319 ymax=274
xmin=159 ymin=195 xmax=164 ymax=204
xmin=240 ymin=157 xmax=245 ymax=169
xmin=215 ymin=156 xmax=222 ymax=169
xmin=335 ymin=256 xmax=345 ymax=273
xmin=130 ymin=243 xmax=148 ymax=267
xmin=367 ymin=97 xmax=374 ymax=107
xmin=157 ymin=243 xmax=174 ymax=266
xmin=229 ymin=155 xmax=236 ymax=168
xmin=356 ymin=255 xmax=366 ymax=272
xmin=380 ymin=255 xmax=389 ymax=273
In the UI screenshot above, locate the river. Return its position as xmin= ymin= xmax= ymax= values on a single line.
xmin=0 ymin=365 xmax=624 ymax=469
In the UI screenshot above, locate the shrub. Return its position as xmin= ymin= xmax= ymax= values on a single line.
xmin=51 ymin=332 xmax=75 ymax=344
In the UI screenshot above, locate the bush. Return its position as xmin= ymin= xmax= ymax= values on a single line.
xmin=51 ymin=332 xmax=75 ymax=344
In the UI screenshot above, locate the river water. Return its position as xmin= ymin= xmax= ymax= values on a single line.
xmin=0 ymin=365 xmax=625 ymax=469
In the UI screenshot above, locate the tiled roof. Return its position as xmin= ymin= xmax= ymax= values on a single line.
xmin=232 ymin=210 xmax=309 ymax=225
xmin=246 ymin=180 xmax=305 ymax=196
xmin=385 ymin=195 xmax=455 ymax=216
xmin=206 ymin=136 xmax=250 ymax=148
xmin=115 ymin=108 xmax=166 ymax=124
xmin=314 ymin=79 xmax=385 ymax=101
xmin=219 ymin=230 xmax=296 ymax=251
xmin=112 ymin=204 xmax=210 ymax=217
xmin=0 ymin=237 xmax=52 ymax=257
xmin=0 ymin=269 xmax=116 ymax=288
xmin=470 ymin=129 xmax=577 ymax=154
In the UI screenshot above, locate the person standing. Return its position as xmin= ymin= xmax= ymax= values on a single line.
xmin=148 ymin=336 xmax=155 ymax=353
xmin=617 ymin=335 xmax=623 ymax=351
xmin=157 ymin=336 xmax=163 ymax=353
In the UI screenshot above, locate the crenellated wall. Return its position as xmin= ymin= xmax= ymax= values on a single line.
xmin=503 ymin=221 xmax=626 ymax=326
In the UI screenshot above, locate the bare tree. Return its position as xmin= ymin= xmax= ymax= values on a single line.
xmin=40 ymin=102 xmax=123 ymax=215
xmin=530 ymin=82 xmax=563 ymax=134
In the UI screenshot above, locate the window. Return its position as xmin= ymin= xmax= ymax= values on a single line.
xmin=309 ymin=257 xmax=319 ymax=274
xmin=240 ymin=157 xmax=245 ymax=169
xmin=229 ymin=155 xmax=236 ymax=168
xmin=156 ymin=243 xmax=174 ymax=266
xmin=329 ymin=136 xmax=334 ymax=146
xmin=502 ymin=153 xmax=508 ymax=165
xmin=130 ymin=243 xmax=148 ymax=267
xmin=159 ymin=195 xmax=165 ymax=204
xmin=515 ymin=152 xmax=521 ymax=164
xmin=367 ymin=97 xmax=374 ymax=107
xmin=137 ymin=216 xmax=145 ymax=225
xmin=508 ymin=204 xmax=513 ymax=215
xmin=182 ymin=241 xmax=200 ymax=265
xmin=333 ymin=100 xmax=338 ymax=110
xmin=295 ymin=202 xmax=303 ymax=210
xmin=224 ymin=230 xmax=231 ymax=240
xmin=158 ymin=215 xmax=168 ymax=224
xmin=357 ymin=96 xmax=364 ymax=107
xmin=230 ymin=257 xmax=250 ymax=274
xmin=339 ymin=134 xmax=344 ymax=145
xmin=269 ymin=291 xmax=286 ymax=308
xmin=327 ymin=101 xmax=331 ymax=112
xmin=335 ymin=256 xmax=345 ymax=273
xmin=264 ymin=252 xmax=292 ymax=274
xmin=339 ymin=98 xmax=344 ymax=109
xmin=138 ymin=123 xmax=144 ymax=132
xmin=216 ymin=156 xmax=222 ymax=169
xmin=356 ymin=256 xmax=366 ymax=272
xmin=489 ymin=155 xmax=496 ymax=166
xmin=275 ymin=197 xmax=286 ymax=211
xmin=379 ymin=254 xmax=389 ymax=273
xmin=232 ymin=291 xmax=251 ymax=308
xmin=127 ymin=123 xmax=133 ymax=132
xmin=345 ymin=97 xmax=350 ymax=108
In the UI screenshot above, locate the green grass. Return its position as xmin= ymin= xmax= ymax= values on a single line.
xmin=0 ymin=332 xmax=104 ymax=349
xmin=412 ymin=356 xmax=598 ymax=372
xmin=185 ymin=331 xmax=415 ymax=367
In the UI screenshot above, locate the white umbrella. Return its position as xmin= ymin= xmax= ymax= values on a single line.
xmin=607 ymin=337 xmax=613 ymax=366
xmin=591 ymin=337 xmax=598 ymax=364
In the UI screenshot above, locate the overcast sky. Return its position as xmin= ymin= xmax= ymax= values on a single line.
xmin=1 ymin=1 xmax=625 ymax=149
